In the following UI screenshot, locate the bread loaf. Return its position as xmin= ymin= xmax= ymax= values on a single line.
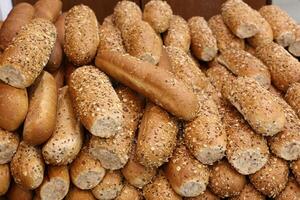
xmin=289 ymin=25 xmax=300 ymax=57
xmin=0 ymin=164 xmax=10 ymax=196
xmin=66 ymin=187 xmax=96 ymax=200
xmin=34 ymin=0 xmax=62 ymax=22
xmin=275 ymin=178 xmax=300 ymax=200
xmin=185 ymin=190 xmax=219 ymax=200
xmin=286 ymin=83 xmax=300 ymax=118
xmin=55 ymin=13 xmax=66 ymax=45
xmin=0 ymin=129 xmax=19 ymax=164
xmin=7 ymin=182 xmax=33 ymax=200
xmin=231 ymin=184 xmax=265 ymax=200
xmin=115 ymin=183 xmax=142 ymax=200
xmin=45 ymin=40 xmax=63 ymax=72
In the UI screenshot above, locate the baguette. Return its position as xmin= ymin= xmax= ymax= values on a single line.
xmin=230 ymin=183 xmax=265 ymax=200
xmin=0 ymin=3 xmax=34 ymax=50
xmin=0 ymin=164 xmax=10 ymax=196
xmin=42 ymin=86 xmax=83 ymax=165
xmin=69 ymin=66 xmax=123 ymax=137
xmin=256 ymin=42 xmax=300 ymax=92
xmin=249 ymin=155 xmax=289 ymax=198
xmin=164 ymin=15 xmax=191 ymax=52
xmin=188 ymin=16 xmax=218 ymax=61
xmin=89 ymin=86 xmax=143 ymax=170
xmin=259 ymin=5 xmax=297 ymax=47
xmin=116 ymin=183 xmax=142 ymax=200
xmin=289 ymin=25 xmax=300 ymax=57
xmin=11 ymin=141 xmax=45 ymax=190
xmin=208 ymin=15 xmax=244 ymax=52
xmin=0 ymin=129 xmax=19 ymax=164
xmin=23 ymin=71 xmax=57 ymax=145
xmin=185 ymin=190 xmax=219 ymax=200
xmin=34 ymin=0 xmax=62 ymax=22
xmin=143 ymin=0 xmax=173 ymax=33
xmin=95 ymin=51 xmax=199 ymax=121
xmin=285 ymin=82 xmax=300 ymax=118
xmin=291 ymin=160 xmax=300 ymax=184
xmin=0 ymin=18 xmax=56 ymax=88
xmin=275 ymin=177 xmax=300 ymax=200
xmin=51 ymin=66 xmax=64 ymax=89
xmin=55 ymin=13 xmax=66 ymax=46
xmin=66 ymin=187 xmax=96 ymax=200
xmin=7 ymin=182 xmax=33 ymax=200
xmin=64 ymin=5 xmax=99 ymax=66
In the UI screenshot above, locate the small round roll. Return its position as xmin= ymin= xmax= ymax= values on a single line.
xmin=291 ymin=160 xmax=300 ymax=184
xmin=0 ymin=129 xmax=19 ymax=164
xmin=71 ymin=146 xmax=105 ymax=190
xmin=185 ymin=190 xmax=219 ymax=200
xmin=7 ymin=182 xmax=33 ymax=200
xmin=208 ymin=14 xmax=244 ymax=52
xmin=64 ymin=5 xmax=99 ymax=66
xmin=188 ymin=16 xmax=218 ymax=61
xmin=164 ymin=15 xmax=191 ymax=52
xmin=0 ymin=164 xmax=10 ymax=196
xmin=66 ymin=187 xmax=96 ymax=200
xmin=55 ymin=13 xmax=66 ymax=46
xmin=165 ymin=144 xmax=210 ymax=197
xmin=69 ymin=66 xmax=123 ymax=137
xmin=275 ymin=177 xmax=300 ymax=200
xmin=285 ymin=82 xmax=300 ymax=118
xmin=249 ymin=155 xmax=289 ymax=198
xmin=230 ymin=184 xmax=265 ymax=200
xmin=34 ymin=0 xmax=62 ymax=22
xmin=289 ymin=25 xmax=300 ymax=57
xmin=143 ymin=0 xmax=173 ymax=33
xmin=91 ymin=170 xmax=124 ymax=200
xmin=209 ymin=160 xmax=246 ymax=198
xmin=115 ymin=183 xmax=142 ymax=200
xmin=11 ymin=141 xmax=45 ymax=190
xmin=259 ymin=5 xmax=297 ymax=47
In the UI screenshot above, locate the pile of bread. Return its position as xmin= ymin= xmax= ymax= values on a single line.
xmin=0 ymin=0 xmax=300 ymax=199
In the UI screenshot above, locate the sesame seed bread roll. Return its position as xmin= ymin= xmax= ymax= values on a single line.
xmin=165 ymin=145 xmax=210 ymax=197
xmin=208 ymin=15 xmax=244 ymax=52
xmin=143 ymin=0 xmax=173 ymax=33
xmin=116 ymin=183 xmax=142 ymax=200
xmin=143 ymin=171 xmax=182 ymax=200
xmin=137 ymin=103 xmax=177 ymax=168
xmin=209 ymin=160 xmax=246 ymax=198
xmin=64 ymin=5 xmax=99 ymax=66
xmin=66 ymin=187 xmax=96 ymax=200
xmin=249 ymin=155 xmax=289 ymax=198
xmin=286 ymin=82 xmax=300 ymax=118
xmin=55 ymin=13 xmax=66 ymax=46
xmin=289 ymin=25 xmax=300 ymax=57
xmin=95 ymin=51 xmax=199 ymax=121
xmin=222 ymin=76 xmax=286 ymax=136
xmin=34 ymin=0 xmax=62 ymax=22
xmin=51 ymin=66 xmax=65 ymax=89
xmin=259 ymin=5 xmax=297 ymax=47
xmin=221 ymin=0 xmax=259 ymax=38
xmin=23 ymin=71 xmax=57 ymax=146
xmin=0 ymin=3 xmax=34 ymax=50
xmin=42 ymin=86 xmax=83 ymax=165
xmin=37 ymin=166 xmax=70 ymax=200
xmin=91 ymin=170 xmax=124 ymax=200
xmin=11 ymin=141 xmax=45 ymax=190
xmin=188 ymin=16 xmax=218 ymax=61
xmin=218 ymin=49 xmax=271 ymax=89
xmin=0 ymin=164 xmax=10 ymax=196
xmin=275 ymin=177 xmax=300 ymax=200
xmin=230 ymin=184 xmax=265 ymax=200
xmin=0 ymin=129 xmax=19 ymax=164
xmin=69 ymin=66 xmax=123 ymax=137
xmin=0 ymin=18 xmax=56 ymax=88
xmin=164 ymin=15 xmax=191 ymax=52
xmin=7 ymin=182 xmax=33 ymax=200
xmin=291 ymin=160 xmax=300 ymax=184
xmin=185 ymin=190 xmax=219 ymax=200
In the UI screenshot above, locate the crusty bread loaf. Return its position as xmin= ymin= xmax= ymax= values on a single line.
xmin=55 ymin=13 xmax=66 ymax=46
xmin=291 ymin=159 xmax=300 ymax=184
xmin=7 ymin=181 xmax=33 ymax=200
xmin=0 ymin=3 xmax=34 ymax=50
xmin=0 ymin=164 xmax=10 ymax=196
xmin=34 ymin=0 xmax=62 ymax=22
xmin=95 ymin=51 xmax=199 ymax=121
xmin=0 ymin=18 xmax=56 ymax=88
xmin=275 ymin=178 xmax=300 ymax=200
xmin=289 ymin=25 xmax=300 ymax=57
xmin=185 ymin=190 xmax=219 ymax=200
xmin=66 ymin=187 xmax=96 ymax=200
xmin=115 ymin=183 xmax=142 ymax=200
xmin=42 ymin=86 xmax=83 ymax=165
xmin=230 ymin=184 xmax=265 ymax=200
xmin=69 ymin=66 xmax=123 ymax=137
xmin=64 ymin=5 xmax=99 ymax=66
xmin=0 ymin=129 xmax=19 ymax=164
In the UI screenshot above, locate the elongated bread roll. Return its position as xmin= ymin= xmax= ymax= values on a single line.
xmin=34 ymin=0 xmax=62 ymax=22
xmin=185 ymin=190 xmax=219 ymax=200
xmin=231 ymin=184 xmax=265 ymax=200
xmin=209 ymin=160 xmax=246 ymax=198
xmin=11 ymin=141 xmax=44 ymax=190
xmin=64 ymin=62 xmax=76 ymax=86
xmin=89 ymin=86 xmax=143 ymax=170
xmin=250 ymin=156 xmax=289 ymax=198
xmin=0 ymin=3 xmax=34 ymax=50
xmin=95 ymin=51 xmax=199 ymax=121
xmin=42 ymin=86 xmax=83 ymax=165
xmin=92 ymin=171 xmax=124 ymax=200
xmin=66 ymin=187 xmax=96 ymax=200
xmin=0 ymin=18 xmax=56 ymax=88
xmin=55 ymin=13 xmax=66 ymax=46
xmin=0 ymin=164 xmax=10 ymax=196
xmin=260 ymin=5 xmax=297 ymax=47
xmin=0 ymin=129 xmax=19 ymax=165
xmin=188 ymin=16 xmax=218 ymax=61
xmin=64 ymin=5 xmax=99 ymax=66
xmin=275 ymin=178 xmax=300 ymax=200
xmin=143 ymin=0 xmax=173 ymax=33
xmin=291 ymin=160 xmax=300 ymax=184
xmin=256 ymin=42 xmax=300 ymax=91
xmin=7 ymin=182 xmax=33 ymax=200
xmin=289 ymin=25 xmax=300 ymax=57
xmin=116 ymin=183 xmax=142 ymax=200
xmin=46 ymin=40 xmax=63 ymax=72
xmin=285 ymin=82 xmax=300 ymax=118
xmin=51 ymin=66 xmax=64 ymax=89
xmin=164 ymin=15 xmax=191 ymax=52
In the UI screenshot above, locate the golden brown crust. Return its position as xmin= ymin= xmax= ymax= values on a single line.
xmin=34 ymin=0 xmax=62 ymax=22
xmin=288 ymin=25 xmax=300 ymax=57
xmin=0 ymin=129 xmax=19 ymax=164
xmin=51 ymin=65 xmax=64 ymax=89
xmin=55 ymin=13 xmax=66 ymax=46
xmin=285 ymin=82 xmax=300 ymax=118
xmin=291 ymin=160 xmax=300 ymax=184
xmin=275 ymin=178 xmax=300 ymax=200
xmin=185 ymin=190 xmax=220 ymax=200
xmin=46 ymin=39 xmax=63 ymax=72
xmin=0 ymin=164 xmax=10 ymax=196
xmin=231 ymin=184 xmax=265 ymax=200
xmin=116 ymin=183 xmax=142 ymax=200
xmin=66 ymin=187 xmax=96 ymax=200
xmin=7 ymin=182 xmax=33 ymax=200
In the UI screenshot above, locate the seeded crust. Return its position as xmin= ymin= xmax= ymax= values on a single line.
xmin=0 ymin=18 xmax=56 ymax=88
xmin=291 ymin=160 xmax=300 ymax=184
xmin=66 ymin=187 xmax=96 ymax=200
xmin=288 ymin=25 xmax=300 ymax=57
xmin=7 ymin=182 xmax=33 ymax=200
xmin=0 ymin=164 xmax=10 ymax=196
xmin=34 ymin=0 xmax=62 ymax=22
xmin=275 ymin=177 xmax=300 ymax=200
xmin=0 ymin=129 xmax=19 ymax=164
xmin=11 ymin=141 xmax=45 ymax=190
xmin=259 ymin=5 xmax=297 ymax=47
xmin=231 ymin=183 xmax=265 ymax=200
xmin=42 ymin=86 xmax=83 ymax=165
xmin=143 ymin=0 xmax=173 ymax=33
xmin=221 ymin=0 xmax=259 ymax=38
xmin=64 ymin=5 xmax=99 ymax=66
xmin=185 ymin=189 xmax=219 ymax=200
xmin=250 ymin=156 xmax=289 ymax=198
xmin=69 ymin=66 xmax=123 ymax=137
xmin=115 ymin=183 xmax=142 ymax=200
xmin=164 ymin=15 xmax=191 ymax=52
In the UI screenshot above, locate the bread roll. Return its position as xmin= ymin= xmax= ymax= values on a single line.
xmin=64 ymin=62 xmax=76 ymax=86
xmin=89 ymin=86 xmax=143 ymax=170
xmin=64 ymin=5 xmax=99 ymax=66
xmin=289 ymin=25 xmax=300 ymax=57
xmin=230 ymin=184 xmax=265 ymax=200
xmin=46 ymin=39 xmax=63 ymax=72
xmin=51 ymin=65 xmax=64 ymax=89
xmin=95 ymin=51 xmax=199 ymax=121
xmin=244 ymin=43 xmax=256 ymax=55
xmin=102 ymin=15 xmax=114 ymax=26
xmin=0 ymin=18 xmax=56 ymax=88
xmin=11 ymin=141 xmax=45 ymax=190
xmin=291 ymin=159 xmax=300 ymax=184
xmin=42 ymin=86 xmax=83 ymax=165
xmin=34 ymin=0 xmax=62 ymax=22
xmin=92 ymin=170 xmax=124 ymax=200
xmin=188 ymin=16 xmax=217 ymax=61
xmin=185 ymin=190 xmax=219 ymax=200
xmin=249 ymin=156 xmax=289 ymax=198
xmin=116 ymin=183 xmax=142 ymax=200
xmin=143 ymin=0 xmax=173 ymax=33
xmin=55 ymin=13 xmax=66 ymax=46
xmin=0 ymin=3 xmax=34 ymax=50
xmin=164 ymin=15 xmax=191 ymax=52
xmin=0 ymin=129 xmax=19 ymax=164
xmin=209 ymin=160 xmax=246 ymax=198
xmin=0 ymin=164 xmax=10 ymax=196
xmin=275 ymin=178 xmax=300 ymax=200
xmin=285 ymin=82 xmax=300 ymax=118
xmin=259 ymin=5 xmax=297 ymax=47
xmin=7 ymin=182 xmax=33 ymax=200
xmin=66 ymin=187 xmax=96 ymax=200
